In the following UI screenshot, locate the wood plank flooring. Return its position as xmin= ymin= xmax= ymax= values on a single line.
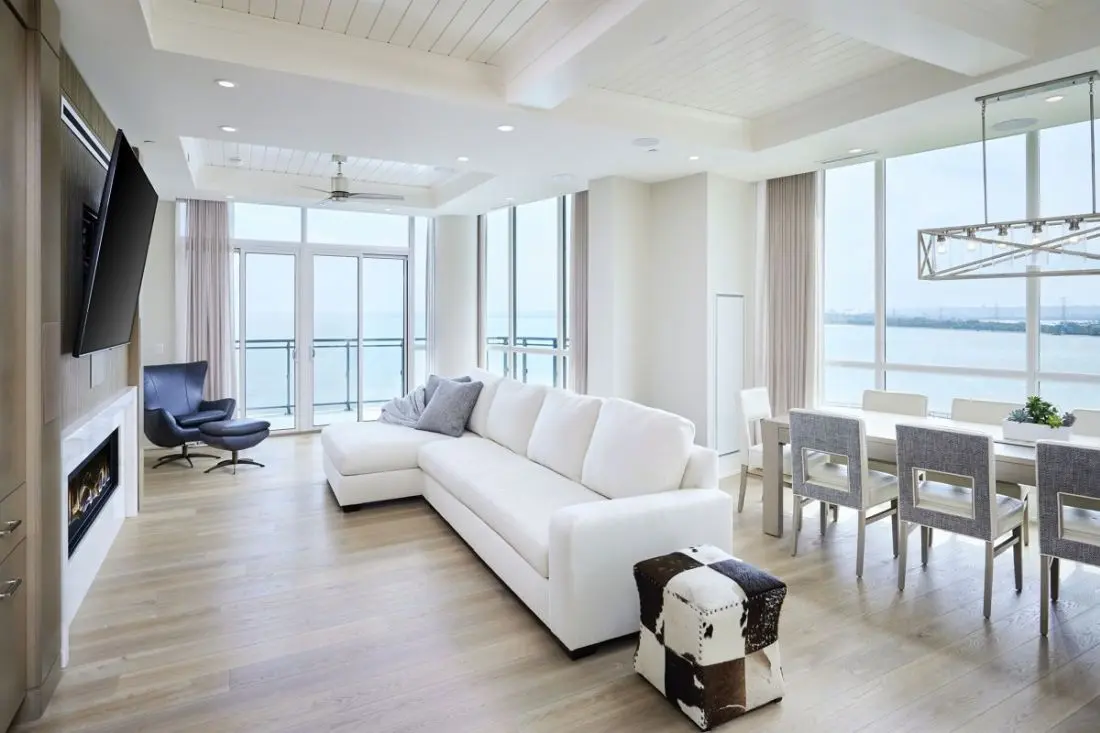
xmin=14 ymin=434 xmax=1100 ymax=732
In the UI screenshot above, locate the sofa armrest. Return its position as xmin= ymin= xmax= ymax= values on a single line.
xmin=199 ymin=397 xmax=237 ymax=420
xmin=547 ymin=488 xmax=733 ymax=651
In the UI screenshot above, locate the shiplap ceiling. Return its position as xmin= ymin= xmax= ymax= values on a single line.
xmin=597 ymin=0 xmax=908 ymax=119
xmin=191 ymin=0 xmax=552 ymax=63
xmin=198 ymin=138 xmax=462 ymax=187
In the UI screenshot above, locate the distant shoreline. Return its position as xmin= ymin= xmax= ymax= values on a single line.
xmin=825 ymin=314 xmax=1100 ymax=336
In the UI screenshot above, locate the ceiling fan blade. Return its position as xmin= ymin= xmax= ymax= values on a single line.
xmin=300 ymin=185 xmax=333 ymax=194
xmin=347 ymin=192 xmax=405 ymax=201
xmin=316 ymin=196 xmax=335 ymax=207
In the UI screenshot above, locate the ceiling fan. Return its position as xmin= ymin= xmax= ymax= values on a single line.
xmin=301 ymin=154 xmax=405 ymax=204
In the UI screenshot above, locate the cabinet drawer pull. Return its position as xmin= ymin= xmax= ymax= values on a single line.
xmin=0 ymin=519 xmax=21 ymax=537
xmin=0 ymin=578 xmax=21 ymax=600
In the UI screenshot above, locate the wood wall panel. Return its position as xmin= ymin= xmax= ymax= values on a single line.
xmin=58 ymin=50 xmax=128 ymax=429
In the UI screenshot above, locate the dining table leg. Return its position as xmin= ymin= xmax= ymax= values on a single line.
xmin=762 ymin=419 xmax=785 ymax=537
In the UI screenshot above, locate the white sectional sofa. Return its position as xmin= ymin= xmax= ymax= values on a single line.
xmin=321 ymin=368 xmax=732 ymax=655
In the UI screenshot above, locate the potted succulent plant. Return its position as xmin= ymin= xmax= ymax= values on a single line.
xmin=1003 ymin=395 xmax=1076 ymax=443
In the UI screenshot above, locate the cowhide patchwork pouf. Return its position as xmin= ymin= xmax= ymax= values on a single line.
xmin=633 ymin=545 xmax=786 ymax=730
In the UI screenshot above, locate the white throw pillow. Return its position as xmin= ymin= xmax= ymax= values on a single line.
xmin=485 ymin=379 xmax=549 ymax=455
xmin=527 ymin=390 xmax=603 ymax=481
xmin=581 ymin=399 xmax=695 ymax=499
xmin=464 ymin=368 xmax=502 ymax=437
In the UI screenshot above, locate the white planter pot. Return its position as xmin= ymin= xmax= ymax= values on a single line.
xmin=1002 ymin=419 xmax=1073 ymax=444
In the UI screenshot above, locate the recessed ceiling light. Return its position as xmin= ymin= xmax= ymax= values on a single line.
xmin=219 ymin=125 xmax=237 ymax=133
xmin=225 ymin=195 xmax=234 ymax=199
xmin=497 ymin=125 xmax=515 ymax=132
xmin=384 ymin=207 xmax=392 ymax=212
xmin=216 ymin=79 xmax=237 ymax=88
xmin=689 ymin=155 xmax=700 ymax=161
xmin=1047 ymin=95 xmax=1065 ymax=103
xmin=457 ymin=156 xmax=470 ymax=162
xmin=848 ymin=147 xmax=864 ymax=154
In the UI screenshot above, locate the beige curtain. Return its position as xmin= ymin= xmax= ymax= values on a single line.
xmin=570 ymin=191 xmax=589 ymax=394
xmin=184 ymin=199 xmax=235 ymax=401
xmin=765 ymin=173 xmax=818 ymax=415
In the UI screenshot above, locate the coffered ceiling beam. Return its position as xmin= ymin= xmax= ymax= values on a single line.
xmin=767 ymin=0 xmax=1039 ymax=76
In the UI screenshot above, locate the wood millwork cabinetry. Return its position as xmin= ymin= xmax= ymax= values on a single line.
xmin=0 ymin=2 xmax=29 ymax=728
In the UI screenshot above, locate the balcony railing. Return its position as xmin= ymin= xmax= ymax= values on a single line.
xmin=485 ymin=336 xmax=562 ymax=384
xmin=238 ymin=337 xmax=424 ymax=416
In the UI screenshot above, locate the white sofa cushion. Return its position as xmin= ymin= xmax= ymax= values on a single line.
xmin=527 ymin=390 xmax=602 ymax=482
xmin=581 ymin=399 xmax=695 ymax=499
xmin=485 ymin=379 xmax=549 ymax=455
xmin=464 ymin=368 xmax=502 ymax=437
xmin=321 ymin=421 xmax=452 ymax=476
xmin=419 ymin=436 xmax=604 ymax=577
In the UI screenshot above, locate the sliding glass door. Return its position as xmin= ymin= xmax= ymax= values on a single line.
xmin=241 ymin=251 xmax=298 ymax=431
xmin=361 ymin=257 xmax=408 ymax=421
xmin=312 ymin=255 xmax=359 ymax=426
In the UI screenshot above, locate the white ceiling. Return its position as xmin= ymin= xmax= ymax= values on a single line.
xmin=55 ymin=0 xmax=1100 ymax=214
xmin=193 ymin=138 xmax=464 ymax=186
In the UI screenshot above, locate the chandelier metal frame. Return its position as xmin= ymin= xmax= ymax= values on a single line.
xmin=918 ymin=70 xmax=1100 ymax=280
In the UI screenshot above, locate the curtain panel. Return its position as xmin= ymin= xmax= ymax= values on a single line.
xmin=184 ymin=199 xmax=236 ymax=403
xmin=765 ymin=172 xmax=819 ymax=415
xmin=570 ymin=191 xmax=589 ymax=394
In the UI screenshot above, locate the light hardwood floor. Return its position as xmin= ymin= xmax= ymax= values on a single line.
xmin=15 ymin=434 xmax=1100 ymax=732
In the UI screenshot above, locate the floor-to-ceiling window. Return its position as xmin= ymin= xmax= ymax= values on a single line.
xmin=228 ymin=202 xmax=432 ymax=430
xmin=480 ymin=195 xmax=571 ymax=388
xmin=821 ymin=120 xmax=1100 ymax=414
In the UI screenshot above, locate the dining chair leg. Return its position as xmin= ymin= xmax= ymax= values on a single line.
xmin=832 ymin=504 xmax=839 ymax=523
xmin=791 ymin=496 xmax=802 ymax=557
xmin=898 ymin=520 xmax=909 ymax=592
xmin=1013 ymin=526 xmax=1023 ymax=593
xmin=856 ymin=509 xmax=867 ymax=579
xmin=920 ymin=527 xmax=930 ymax=567
xmin=983 ymin=541 xmax=995 ymax=620
xmin=927 ymin=529 xmax=933 ymax=546
xmin=737 ymin=467 xmax=749 ymax=514
xmin=1022 ymin=503 xmax=1030 ymax=547
xmin=1051 ymin=557 xmax=1061 ymax=602
xmin=890 ymin=500 xmax=899 ymax=559
xmin=1040 ymin=555 xmax=1051 ymax=637
xmin=819 ymin=501 xmax=828 ymax=536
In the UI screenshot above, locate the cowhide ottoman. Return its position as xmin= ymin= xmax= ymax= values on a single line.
xmin=633 ymin=545 xmax=786 ymax=730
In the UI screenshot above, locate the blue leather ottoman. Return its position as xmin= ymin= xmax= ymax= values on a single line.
xmin=198 ymin=419 xmax=270 ymax=474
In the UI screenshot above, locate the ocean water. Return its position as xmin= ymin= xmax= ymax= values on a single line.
xmin=824 ymin=323 xmax=1100 ymax=414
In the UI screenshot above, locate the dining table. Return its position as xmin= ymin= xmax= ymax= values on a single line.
xmin=760 ymin=406 xmax=1100 ymax=537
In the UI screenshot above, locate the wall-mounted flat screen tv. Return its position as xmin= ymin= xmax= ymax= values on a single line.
xmin=73 ymin=129 xmax=158 ymax=357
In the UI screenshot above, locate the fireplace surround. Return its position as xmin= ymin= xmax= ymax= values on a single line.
xmin=67 ymin=429 xmax=118 ymax=557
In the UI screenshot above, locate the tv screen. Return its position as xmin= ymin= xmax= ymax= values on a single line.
xmin=73 ymin=130 xmax=158 ymax=357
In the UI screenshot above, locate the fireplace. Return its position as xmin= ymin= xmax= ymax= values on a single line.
xmin=67 ymin=429 xmax=119 ymax=557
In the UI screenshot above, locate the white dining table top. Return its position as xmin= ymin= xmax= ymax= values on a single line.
xmin=768 ymin=406 xmax=1100 ymax=466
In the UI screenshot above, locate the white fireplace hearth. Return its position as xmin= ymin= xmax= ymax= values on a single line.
xmin=61 ymin=387 xmax=139 ymax=667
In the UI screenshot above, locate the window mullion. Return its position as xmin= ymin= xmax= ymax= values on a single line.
xmin=874 ymin=158 xmax=886 ymax=390
xmin=1026 ymin=130 xmax=1041 ymax=395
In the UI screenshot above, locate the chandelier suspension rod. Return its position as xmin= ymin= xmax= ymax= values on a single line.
xmin=1091 ymin=77 xmax=1096 ymax=214
xmin=981 ymin=100 xmax=989 ymax=225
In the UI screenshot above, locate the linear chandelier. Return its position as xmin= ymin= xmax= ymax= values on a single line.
xmin=918 ymin=71 xmax=1100 ymax=280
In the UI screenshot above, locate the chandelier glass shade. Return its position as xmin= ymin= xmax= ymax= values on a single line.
xmin=919 ymin=71 xmax=1100 ymax=280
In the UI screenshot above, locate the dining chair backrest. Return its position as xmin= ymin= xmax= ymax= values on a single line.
xmin=740 ymin=387 xmax=772 ymax=448
xmin=895 ymin=424 xmax=997 ymax=541
xmin=1036 ymin=441 xmax=1100 ymax=566
xmin=1071 ymin=408 xmax=1100 ymax=438
xmin=951 ymin=398 xmax=1021 ymax=426
xmin=863 ymin=389 xmax=928 ymax=417
xmin=789 ymin=409 xmax=868 ymax=509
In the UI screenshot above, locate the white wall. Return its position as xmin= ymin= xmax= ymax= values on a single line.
xmin=587 ymin=176 xmax=649 ymax=401
xmin=140 ymin=200 xmax=176 ymax=366
xmin=432 ymin=215 xmax=479 ymax=376
xmin=586 ymin=172 xmax=755 ymax=468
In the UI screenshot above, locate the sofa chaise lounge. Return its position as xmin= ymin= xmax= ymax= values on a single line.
xmin=321 ymin=368 xmax=733 ymax=656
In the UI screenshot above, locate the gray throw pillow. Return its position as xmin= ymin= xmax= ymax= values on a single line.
xmin=425 ymin=374 xmax=472 ymax=404
xmin=416 ymin=379 xmax=483 ymax=437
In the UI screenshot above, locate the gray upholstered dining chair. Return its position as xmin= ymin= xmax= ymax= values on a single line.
xmin=950 ymin=397 xmax=1031 ymax=546
xmin=895 ymin=424 xmax=1026 ymax=619
xmin=1036 ymin=441 xmax=1100 ymax=636
xmin=789 ymin=410 xmax=899 ymax=578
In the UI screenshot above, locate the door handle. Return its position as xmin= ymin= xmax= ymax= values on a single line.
xmin=0 ymin=519 xmax=21 ymax=537
xmin=0 ymin=578 xmax=21 ymax=600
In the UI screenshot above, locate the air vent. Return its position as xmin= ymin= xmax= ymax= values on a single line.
xmin=819 ymin=149 xmax=877 ymax=167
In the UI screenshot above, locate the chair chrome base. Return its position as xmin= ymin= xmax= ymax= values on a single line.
xmin=152 ymin=443 xmax=219 ymax=469
xmin=203 ymin=450 xmax=265 ymax=475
